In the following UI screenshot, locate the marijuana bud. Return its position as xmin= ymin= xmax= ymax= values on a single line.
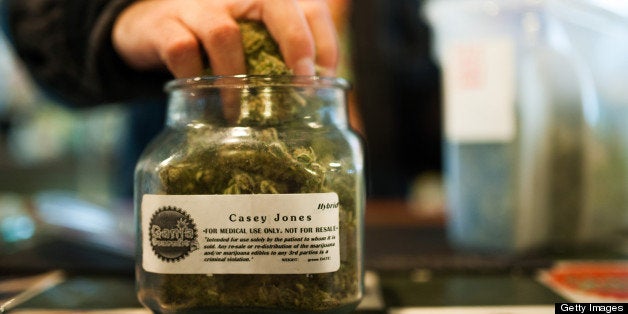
xmin=240 ymin=21 xmax=292 ymax=75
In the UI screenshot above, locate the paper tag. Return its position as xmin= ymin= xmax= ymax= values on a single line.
xmin=443 ymin=38 xmax=516 ymax=142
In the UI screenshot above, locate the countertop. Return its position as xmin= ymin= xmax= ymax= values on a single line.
xmin=1 ymin=199 xmax=625 ymax=313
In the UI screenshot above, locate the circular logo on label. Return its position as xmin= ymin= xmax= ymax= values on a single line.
xmin=149 ymin=206 xmax=198 ymax=262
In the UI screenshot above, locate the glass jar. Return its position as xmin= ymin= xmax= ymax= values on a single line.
xmin=134 ymin=75 xmax=365 ymax=313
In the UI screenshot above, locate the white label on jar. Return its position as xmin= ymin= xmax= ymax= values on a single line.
xmin=443 ymin=38 xmax=516 ymax=142
xmin=141 ymin=193 xmax=340 ymax=274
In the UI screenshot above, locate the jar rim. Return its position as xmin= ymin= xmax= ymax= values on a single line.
xmin=164 ymin=75 xmax=350 ymax=92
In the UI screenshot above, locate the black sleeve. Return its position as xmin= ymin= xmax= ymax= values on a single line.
xmin=2 ymin=0 xmax=173 ymax=107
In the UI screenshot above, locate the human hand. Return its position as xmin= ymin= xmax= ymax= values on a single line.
xmin=111 ymin=0 xmax=338 ymax=78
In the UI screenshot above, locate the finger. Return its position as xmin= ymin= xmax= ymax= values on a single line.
xmin=300 ymin=0 xmax=339 ymax=76
xmin=184 ymin=10 xmax=246 ymax=75
xmin=154 ymin=19 xmax=205 ymax=78
xmin=204 ymin=19 xmax=246 ymax=75
xmin=260 ymin=0 xmax=316 ymax=75
xmin=112 ymin=1 xmax=165 ymax=71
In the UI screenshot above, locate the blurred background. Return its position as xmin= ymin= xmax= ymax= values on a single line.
xmin=0 ymin=0 xmax=627 ymax=304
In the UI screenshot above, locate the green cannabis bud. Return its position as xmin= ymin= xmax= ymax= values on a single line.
xmin=204 ymin=20 xmax=291 ymax=76
xmin=141 ymin=21 xmax=362 ymax=313
xmin=240 ymin=21 xmax=292 ymax=75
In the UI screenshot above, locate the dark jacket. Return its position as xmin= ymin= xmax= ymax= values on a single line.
xmin=1 ymin=0 xmax=170 ymax=198
xmin=1 ymin=0 xmax=172 ymax=107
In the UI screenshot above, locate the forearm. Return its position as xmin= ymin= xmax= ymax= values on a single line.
xmin=2 ymin=0 xmax=171 ymax=107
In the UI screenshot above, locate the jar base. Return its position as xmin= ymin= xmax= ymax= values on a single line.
xmin=146 ymin=301 xmax=360 ymax=314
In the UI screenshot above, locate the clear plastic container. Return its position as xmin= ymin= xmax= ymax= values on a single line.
xmin=134 ymin=76 xmax=365 ymax=313
xmin=423 ymin=0 xmax=582 ymax=252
